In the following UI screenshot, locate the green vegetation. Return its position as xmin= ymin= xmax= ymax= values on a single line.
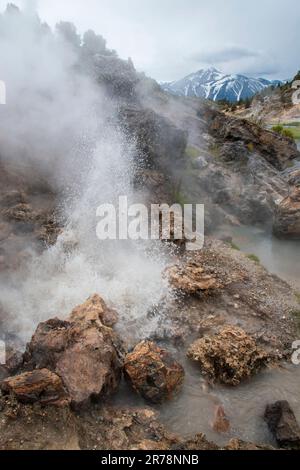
xmin=284 ymin=126 xmax=300 ymax=140
xmin=246 ymin=253 xmax=260 ymax=264
xmin=272 ymin=124 xmax=294 ymax=139
xmin=174 ymin=190 xmax=189 ymax=206
xmin=247 ymin=142 xmax=254 ymax=153
xmin=229 ymin=241 xmax=241 ymax=251
xmin=271 ymin=123 xmax=300 ymax=140
xmin=185 ymin=146 xmax=200 ymax=160
xmin=209 ymin=143 xmax=221 ymax=159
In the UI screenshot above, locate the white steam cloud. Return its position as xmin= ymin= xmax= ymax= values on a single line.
xmin=0 ymin=5 xmax=173 ymax=343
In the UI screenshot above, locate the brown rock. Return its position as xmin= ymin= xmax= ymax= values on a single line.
xmin=2 ymin=203 xmax=35 ymax=223
xmin=211 ymin=405 xmax=230 ymax=433
xmin=206 ymin=106 xmax=299 ymax=170
xmin=69 ymin=294 xmax=118 ymax=328
xmin=165 ymin=262 xmax=220 ymax=294
xmin=187 ymin=326 xmax=269 ymax=385
xmin=124 ymin=341 xmax=184 ymax=403
xmin=1 ymin=369 xmax=69 ymax=406
xmin=225 ymin=439 xmax=274 ymax=450
xmin=274 ymin=186 xmax=300 ymax=239
xmin=264 ymin=401 xmax=300 ymax=449
xmin=23 ymin=296 xmax=124 ymax=407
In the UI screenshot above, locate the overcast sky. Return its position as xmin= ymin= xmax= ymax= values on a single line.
xmin=1 ymin=0 xmax=300 ymax=81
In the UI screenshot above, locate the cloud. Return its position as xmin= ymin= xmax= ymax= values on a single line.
xmin=0 ymin=0 xmax=299 ymax=81
xmin=194 ymin=46 xmax=259 ymax=65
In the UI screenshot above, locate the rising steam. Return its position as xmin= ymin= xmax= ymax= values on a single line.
xmin=0 ymin=5 xmax=173 ymax=343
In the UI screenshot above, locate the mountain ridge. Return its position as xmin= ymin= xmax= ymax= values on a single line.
xmin=162 ymin=67 xmax=281 ymax=103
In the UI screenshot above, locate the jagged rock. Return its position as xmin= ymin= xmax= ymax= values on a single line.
xmin=206 ymin=106 xmax=299 ymax=170
xmin=2 ymin=203 xmax=35 ymax=223
xmin=187 ymin=326 xmax=269 ymax=385
xmin=69 ymin=294 xmax=118 ymax=328
xmin=1 ymin=369 xmax=69 ymax=406
xmin=264 ymin=401 xmax=300 ymax=449
xmin=119 ymin=106 xmax=187 ymax=175
xmin=23 ymin=296 xmax=124 ymax=407
xmin=211 ymin=405 xmax=230 ymax=433
xmin=165 ymin=262 xmax=220 ymax=295
xmin=274 ymin=186 xmax=300 ymax=239
xmin=93 ymin=54 xmax=140 ymax=100
xmin=174 ymin=433 xmax=219 ymax=451
xmin=219 ymin=141 xmax=250 ymax=164
xmin=124 ymin=341 xmax=184 ymax=403
xmin=225 ymin=439 xmax=274 ymax=450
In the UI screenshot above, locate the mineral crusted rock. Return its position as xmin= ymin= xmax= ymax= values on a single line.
xmin=124 ymin=341 xmax=184 ymax=403
xmin=187 ymin=326 xmax=268 ymax=385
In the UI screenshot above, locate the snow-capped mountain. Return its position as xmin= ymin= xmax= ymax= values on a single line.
xmin=162 ymin=67 xmax=281 ymax=103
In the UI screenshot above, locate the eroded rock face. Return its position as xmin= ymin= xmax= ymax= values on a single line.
xmin=119 ymin=106 xmax=187 ymax=175
xmin=23 ymin=296 xmax=124 ymax=407
xmin=187 ymin=326 xmax=269 ymax=385
xmin=264 ymin=401 xmax=300 ymax=449
xmin=124 ymin=341 xmax=184 ymax=403
xmin=206 ymin=107 xmax=299 ymax=170
xmin=165 ymin=262 xmax=220 ymax=295
xmin=1 ymin=369 xmax=69 ymax=406
xmin=274 ymin=186 xmax=300 ymax=239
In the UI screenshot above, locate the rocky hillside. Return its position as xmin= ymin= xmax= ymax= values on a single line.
xmin=230 ymin=71 xmax=300 ymax=123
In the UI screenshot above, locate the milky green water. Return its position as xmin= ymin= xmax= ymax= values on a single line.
xmin=223 ymin=225 xmax=300 ymax=290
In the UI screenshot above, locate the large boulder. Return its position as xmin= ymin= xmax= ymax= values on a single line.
xmin=264 ymin=401 xmax=300 ymax=449
xmin=1 ymin=369 xmax=69 ymax=406
xmin=273 ymin=186 xmax=300 ymax=239
xmin=187 ymin=326 xmax=269 ymax=385
xmin=23 ymin=295 xmax=124 ymax=407
xmin=124 ymin=341 xmax=184 ymax=403
xmin=165 ymin=262 xmax=220 ymax=295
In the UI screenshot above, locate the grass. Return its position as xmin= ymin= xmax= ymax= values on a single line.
xmin=246 ymin=253 xmax=261 ymax=264
xmin=284 ymin=126 xmax=300 ymax=140
xmin=272 ymin=123 xmax=300 ymax=140
xmin=229 ymin=241 xmax=241 ymax=251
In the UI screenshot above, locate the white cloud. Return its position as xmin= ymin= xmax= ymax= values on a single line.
xmin=0 ymin=0 xmax=299 ymax=81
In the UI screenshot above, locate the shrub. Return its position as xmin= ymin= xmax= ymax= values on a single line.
xmin=247 ymin=254 xmax=260 ymax=264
